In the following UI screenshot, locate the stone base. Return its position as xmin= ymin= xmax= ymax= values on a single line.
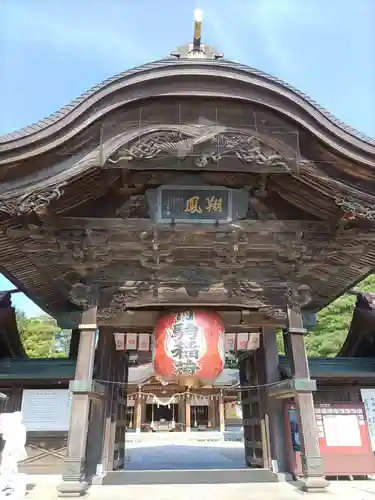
xmin=91 ymin=473 xmax=107 ymax=485
xmin=301 ymin=476 xmax=329 ymax=493
xmin=56 ymin=481 xmax=89 ymax=497
xmin=276 ymin=472 xmax=294 ymax=482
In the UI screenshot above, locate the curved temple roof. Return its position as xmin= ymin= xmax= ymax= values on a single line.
xmin=1 ymin=44 xmax=375 ymax=318
xmin=338 ymin=292 xmax=375 ymax=357
xmin=1 ymin=56 xmax=374 ymax=152
xmin=0 ymin=57 xmax=375 ymax=165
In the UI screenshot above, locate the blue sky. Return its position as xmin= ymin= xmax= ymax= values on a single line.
xmin=0 ymin=0 xmax=374 ymax=316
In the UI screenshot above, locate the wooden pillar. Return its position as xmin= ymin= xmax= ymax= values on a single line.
xmin=215 ymin=395 xmax=221 ymax=429
xmin=69 ymin=327 xmax=80 ymax=358
xmin=263 ymin=326 xmax=288 ymax=474
xmin=178 ymin=397 xmax=185 ymax=426
xmin=57 ymin=307 xmax=97 ymax=497
xmin=113 ymin=350 xmax=128 ymax=470
xmin=219 ymin=391 xmax=225 ymax=433
xmin=135 ymin=387 xmax=142 ymax=433
xmin=212 ymin=398 xmax=217 ymax=429
xmin=102 ymin=411 xmax=115 ymax=472
xmin=185 ymin=395 xmax=191 ymax=432
xmin=208 ymin=398 xmax=216 ymax=429
xmin=101 ymin=334 xmax=124 ymax=473
xmin=286 ymin=298 xmax=328 ymax=493
xmin=141 ymin=398 xmax=147 ymax=425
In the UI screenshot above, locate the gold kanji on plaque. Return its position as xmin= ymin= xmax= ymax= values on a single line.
xmin=205 ymin=196 xmax=223 ymax=213
xmin=184 ymin=196 xmax=203 ymax=214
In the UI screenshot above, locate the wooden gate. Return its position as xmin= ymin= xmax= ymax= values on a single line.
xmin=85 ymin=397 xmax=105 ymax=477
xmin=240 ymin=345 xmax=271 ymax=468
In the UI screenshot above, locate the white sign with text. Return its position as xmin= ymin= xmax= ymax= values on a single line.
xmin=21 ymin=389 xmax=72 ymax=432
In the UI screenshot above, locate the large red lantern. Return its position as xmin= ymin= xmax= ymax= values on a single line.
xmin=153 ymin=310 xmax=225 ymax=387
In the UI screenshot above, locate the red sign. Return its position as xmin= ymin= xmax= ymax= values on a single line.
xmin=285 ymin=402 xmax=375 ymax=477
xmin=153 ymin=311 xmax=225 ymax=384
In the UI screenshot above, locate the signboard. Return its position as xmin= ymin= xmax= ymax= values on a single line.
xmin=323 ymin=414 xmax=361 ymax=447
xmin=113 ymin=332 xmax=260 ymax=352
xmin=315 ymin=406 xmax=365 ymax=444
xmin=125 ymin=333 xmax=138 ymax=351
xmin=286 ymin=402 xmax=375 ymax=477
xmin=147 ymin=184 xmax=249 ymax=225
xmin=160 ymin=187 xmax=230 ymax=222
xmin=236 ymin=332 xmax=260 ymax=351
xmin=21 ymin=389 xmax=72 ymax=431
xmin=225 ymin=333 xmax=236 ymax=352
xmin=138 ymin=333 xmax=151 ymax=351
xmin=360 ymin=388 xmax=375 ymax=451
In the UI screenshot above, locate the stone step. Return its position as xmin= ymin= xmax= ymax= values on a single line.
xmin=102 ymin=468 xmax=278 ymax=485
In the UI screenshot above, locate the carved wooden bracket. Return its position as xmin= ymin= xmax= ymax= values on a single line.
xmin=335 ymin=195 xmax=375 ymax=221
xmin=285 ymin=284 xmax=311 ymax=310
xmin=69 ymin=282 xmax=99 ymax=309
xmin=258 ymin=305 xmax=287 ymax=320
xmin=0 ymin=186 xmax=63 ymax=216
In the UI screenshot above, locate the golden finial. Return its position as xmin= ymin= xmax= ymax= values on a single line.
xmin=193 ymin=9 xmax=203 ymax=51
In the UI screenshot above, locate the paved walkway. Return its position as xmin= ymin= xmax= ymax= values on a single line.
xmin=25 ymin=479 xmax=375 ymax=499
xmin=124 ymin=441 xmax=246 ymax=470
xmin=22 ymin=442 xmax=375 ymax=498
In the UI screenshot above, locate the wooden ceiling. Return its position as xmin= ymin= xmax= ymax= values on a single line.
xmin=0 ymin=62 xmax=374 ymax=326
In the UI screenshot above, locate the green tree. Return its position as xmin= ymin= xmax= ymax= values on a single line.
xmin=16 ymin=311 xmax=71 ymax=358
xmin=277 ymin=274 xmax=375 ymax=357
xmin=306 ymin=274 xmax=375 ymax=357
xmin=15 ymin=309 xmax=29 ymax=339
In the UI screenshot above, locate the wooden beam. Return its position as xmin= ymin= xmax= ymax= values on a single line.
xmin=106 ymin=310 xmax=285 ymax=328
xmin=53 ymin=217 xmax=331 ymax=234
xmin=103 ymin=159 xmax=291 ymax=175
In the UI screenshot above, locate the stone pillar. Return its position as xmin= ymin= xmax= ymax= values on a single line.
xmin=57 ymin=306 xmax=97 ymax=497
xmin=263 ymin=326 xmax=288 ymax=475
xmin=286 ymin=293 xmax=328 ymax=493
xmin=135 ymin=388 xmax=142 ymax=433
xmin=219 ymin=391 xmax=225 ymax=433
xmin=185 ymin=395 xmax=191 ymax=432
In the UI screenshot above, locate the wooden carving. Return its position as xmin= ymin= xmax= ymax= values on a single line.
xmin=0 ymin=186 xmax=63 ymax=216
xmin=106 ymin=126 xmax=292 ymax=173
xmin=285 ymin=284 xmax=312 ymax=310
xmin=69 ymin=283 xmax=98 ymax=308
xmin=335 ymin=195 xmax=375 ymax=221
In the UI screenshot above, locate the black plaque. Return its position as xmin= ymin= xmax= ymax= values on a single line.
xmin=146 ymin=183 xmax=249 ymax=225
xmin=160 ymin=187 xmax=230 ymax=223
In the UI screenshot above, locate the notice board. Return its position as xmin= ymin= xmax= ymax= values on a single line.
xmin=285 ymin=402 xmax=375 ymax=477
xmin=21 ymin=389 xmax=72 ymax=432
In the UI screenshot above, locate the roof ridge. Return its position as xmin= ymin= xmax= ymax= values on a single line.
xmin=1 ymin=58 xmax=374 ymax=146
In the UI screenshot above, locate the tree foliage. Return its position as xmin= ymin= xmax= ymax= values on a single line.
xmin=277 ymin=274 xmax=375 ymax=357
xmin=306 ymin=274 xmax=375 ymax=357
xmin=16 ymin=310 xmax=71 ymax=358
